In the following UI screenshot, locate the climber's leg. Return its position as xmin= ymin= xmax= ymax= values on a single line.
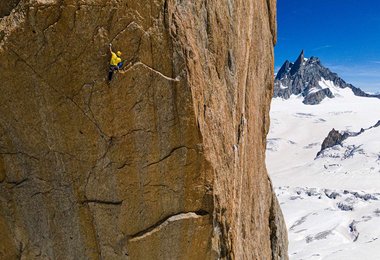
xmin=108 ymin=65 xmax=117 ymax=81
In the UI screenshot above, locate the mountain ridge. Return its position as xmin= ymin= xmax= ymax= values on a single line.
xmin=317 ymin=119 xmax=380 ymax=157
xmin=274 ymin=51 xmax=380 ymax=104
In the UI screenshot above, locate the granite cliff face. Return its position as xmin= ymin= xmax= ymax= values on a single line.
xmin=0 ymin=0 xmax=287 ymax=259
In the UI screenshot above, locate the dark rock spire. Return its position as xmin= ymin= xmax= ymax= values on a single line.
xmin=289 ymin=50 xmax=304 ymax=76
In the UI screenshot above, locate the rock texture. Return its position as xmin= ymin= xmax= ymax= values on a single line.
xmin=0 ymin=0 xmax=20 ymax=18
xmin=274 ymin=51 xmax=380 ymax=105
xmin=302 ymin=88 xmax=334 ymax=105
xmin=0 ymin=0 xmax=287 ymax=259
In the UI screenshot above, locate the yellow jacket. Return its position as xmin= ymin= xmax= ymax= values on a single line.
xmin=110 ymin=52 xmax=121 ymax=66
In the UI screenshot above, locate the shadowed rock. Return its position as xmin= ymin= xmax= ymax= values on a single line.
xmin=303 ymin=88 xmax=334 ymax=105
xmin=0 ymin=0 xmax=20 ymax=18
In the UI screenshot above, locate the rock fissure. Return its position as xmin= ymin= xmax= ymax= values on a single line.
xmin=0 ymin=151 xmax=39 ymax=161
xmin=129 ymin=210 xmax=210 ymax=241
xmin=81 ymin=199 xmax=123 ymax=206
xmin=143 ymin=146 xmax=193 ymax=169
xmin=64 ymin=94 xmax=109 ymax=140
xmin=31 ymin=189 xmax=54 ymax=198
xmin=6 ymin=178 xmax=29 ymax=188
xmin=118 ymin=128 xmax=154 ymax=139
xmin=116 ymin=161 xmax=131 ymax=170
xmin=11 ymin=49 xmax=48 ymax=85
xmin=41 ymin=6 xmax=62 ymax=33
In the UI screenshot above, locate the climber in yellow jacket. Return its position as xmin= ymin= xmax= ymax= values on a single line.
xmin=108 ymin=43 xmax=124 ymax=82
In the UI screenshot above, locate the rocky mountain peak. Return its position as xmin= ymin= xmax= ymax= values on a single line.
xmin=274 ymin=51 xmax=380 ymax=105
xmin=275 ymin=60 xmax=292 ymax=80
xmin=308 ymin=56 xmax=320 ymax=63
xmin=289 ymin=50 xmax=304 ymax=76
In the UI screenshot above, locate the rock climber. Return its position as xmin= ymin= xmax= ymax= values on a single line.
xmin=108 ymin=43 xmax=124 ymax=82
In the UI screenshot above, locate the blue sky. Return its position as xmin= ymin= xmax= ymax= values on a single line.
xmin=275 ymin=0 xmax=380 ymax=92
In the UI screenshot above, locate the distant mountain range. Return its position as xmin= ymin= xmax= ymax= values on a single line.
xmin=274 ymin=50 xmax=380 ymax=104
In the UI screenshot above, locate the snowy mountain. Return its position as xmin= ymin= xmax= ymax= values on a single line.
xmin=274 ymin=51 xmax=380 ymax=105
xmin=267 ymin=81 xmax=380 ymax=258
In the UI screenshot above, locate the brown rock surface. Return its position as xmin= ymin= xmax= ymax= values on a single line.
xmin=0 ymin=0 xmax=287 ymax=259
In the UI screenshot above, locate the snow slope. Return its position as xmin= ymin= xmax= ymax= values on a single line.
xmin=266 ymin=82 xmax=380 ymax=259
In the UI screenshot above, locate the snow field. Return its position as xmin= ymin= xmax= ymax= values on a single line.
xmin=267 ymin=83 xmax=380 ymax=259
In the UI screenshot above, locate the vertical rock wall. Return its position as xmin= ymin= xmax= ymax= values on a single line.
xmin=0 ymin=0 xmax=287 ymax=259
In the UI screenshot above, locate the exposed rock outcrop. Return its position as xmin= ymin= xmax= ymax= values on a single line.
xmin=303 ymin=88 xmax=334 ymax=105
xmin=317 ymin=129 xmax=348 ymax=157
xmin=317 ymin=120 xmax=380 ymax=157
xmin=0 ymin=0 xmax=287 ymax=259
xmin=274 ymin=51 xmax=380 ymax=104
